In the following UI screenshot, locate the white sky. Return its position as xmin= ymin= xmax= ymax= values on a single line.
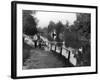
xmin=32 ymin=11 xmax=77 ymax=28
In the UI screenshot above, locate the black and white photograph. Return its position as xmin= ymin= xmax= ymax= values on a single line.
xmin=11 ymin=1 xmax=97 ymax=79
xmin=23 ymin=10 xmax=91 ymax=69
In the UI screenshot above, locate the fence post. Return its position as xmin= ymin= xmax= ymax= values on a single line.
xmin=55 ymin=45 xmax=56 ymax=51
xmin=50 ymin=44 xmax=52 ymax=50
xmin=34 ymin=40 xmax=37 ymax=48
xmin=68 ymin=50 xmax=70 ymax=62
xmin=60 ymin=47 xmax=62 ymax=54
xmin=48 ymin=42 xmax=50 ymax=50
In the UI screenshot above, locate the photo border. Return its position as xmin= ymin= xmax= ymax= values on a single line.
xmin=11 ymin=1 xmax=98 ymax=79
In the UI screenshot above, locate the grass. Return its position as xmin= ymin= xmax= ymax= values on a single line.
xmin=23 ymin=41 xmax=33 ymax=65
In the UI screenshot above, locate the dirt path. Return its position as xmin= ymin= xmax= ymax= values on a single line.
xmin=23 ymin=48 xmax=73 ymax=69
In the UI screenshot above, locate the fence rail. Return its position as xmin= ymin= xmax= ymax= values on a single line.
xmin=23 ymin=34 xmax=82 ymax=66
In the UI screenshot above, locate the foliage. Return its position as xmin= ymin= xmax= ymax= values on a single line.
xmin=71 ymin=13 xmax=91 ymax=40
xmin=71 ymin=13 xmax=91 ymax=66
xmin=47 ymin=21 xmax=56 ymax=41
xmin=64 ymin=29 xmax=82 ymax=48
xmin=23 ymin=10 xmax=37 ymax=35
xmin=55 ymin=21 xmax=64 ymax=46
xmin=48 ymin=21 xmax=56 ymax=33
xmin=47 ymin=21 xmax=65 ymax=46
xmin=23 ymin=10 xmax=36 ymax=15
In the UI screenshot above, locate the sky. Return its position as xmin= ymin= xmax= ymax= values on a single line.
xmin=32 ymin=11 xmax=77 ymax=28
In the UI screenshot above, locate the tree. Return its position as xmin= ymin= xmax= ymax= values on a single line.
xmin=64 ymin=29 xmax=82 ymax=48
xmin=65 ymin=20 xmax=69 ymax=29
xmin=23 ymin=10 xmax=37 ymax=35
xmin=47 ymin=21 xmax=56 ymax=41
xmin=70 ymin=13 xmax=91 ymax=66
xmin=55 ymin=21 xmax=65 ymax=47
xmin=72 ymin=13 xmax=91 ymax=40
xmin=23 ymin=10 xmax=36 ymax=15
xmin=48 ymin=21 xmax=56 ymax=32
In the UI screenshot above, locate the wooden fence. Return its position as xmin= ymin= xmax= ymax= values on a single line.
xmin=23 ymin=34 xmax=82 ymax=66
